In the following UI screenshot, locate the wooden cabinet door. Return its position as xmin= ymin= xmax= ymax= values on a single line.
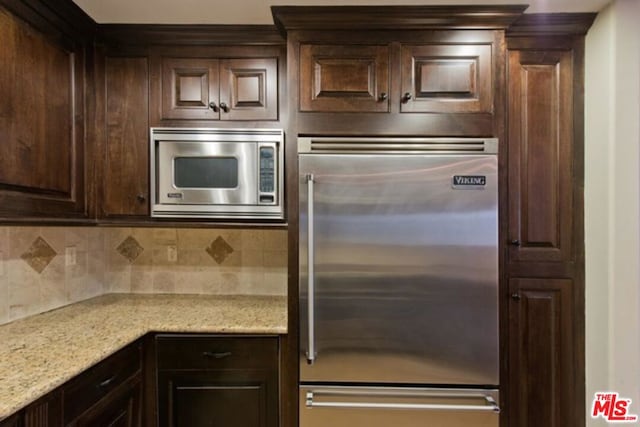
xmin=102 ymin=56 xmax=149 ymax=217
xmin=0 ymin=8 xmax=86 ymax=219
xmin=0 ymin=413 xmax=22 ymax=427
xmin=400 ymin=44 xmax=492 ymax=113
xmin=71 ymin=376 xmax=142 ymax=427
xmin=507 ymin=49 xmax=574 ymax=263
xmin=161 ymin=58 xmax=219 ymax=120
xmin=299 ymin=44 xmax=390 ymax=112
xmin=508 ymin=278 xmax=575 ymax=427
xmin=219 ymin=58 xmax=278 ymax=121
xmin=158 ymin=370 xmax=278 ymax=427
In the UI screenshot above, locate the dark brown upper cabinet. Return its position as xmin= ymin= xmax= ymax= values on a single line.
xmin=273 ymin=6 xmax=525 ymax=136
xmin=507 ymin=47 xmax=574 ymax=264
xmin=0 ymin=5 xmax=91 ymax=221
xmin=161 ymin=57 xmax=278 ymax=121
xmin=94 ymin=29 xmax=285 ymax=222
xmin=299 ymin=44 xmax=390 ymax=112
xmin=400 ymin=43 xmax=492 ymax=114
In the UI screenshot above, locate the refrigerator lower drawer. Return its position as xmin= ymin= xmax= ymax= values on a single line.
xmin=299 ymin=386 xmax=499 ymax=427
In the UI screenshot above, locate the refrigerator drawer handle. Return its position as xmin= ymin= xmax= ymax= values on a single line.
xmin=306 ymin=173 xmax=316 ymax=364
xmin=305 ymin=392 xmax=500 ymax=413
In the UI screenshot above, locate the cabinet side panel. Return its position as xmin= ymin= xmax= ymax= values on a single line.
xmin=103 ymin=57 xmax=149 ymax=217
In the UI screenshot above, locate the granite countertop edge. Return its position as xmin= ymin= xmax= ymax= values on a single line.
xmin=0 ymin=293 xmax=287 ymax=421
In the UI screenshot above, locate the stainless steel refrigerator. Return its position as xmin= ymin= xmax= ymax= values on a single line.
xmin=298 ymin=137 xmax=500 ymax=427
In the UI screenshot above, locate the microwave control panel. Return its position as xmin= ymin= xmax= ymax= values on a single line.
xmin=259 ymin=144 xmax=277 ymax=205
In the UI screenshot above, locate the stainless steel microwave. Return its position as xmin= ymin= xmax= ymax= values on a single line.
xmin=150 ymin=128 xmax=284 ymax=219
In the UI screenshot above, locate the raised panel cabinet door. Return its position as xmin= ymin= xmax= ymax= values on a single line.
xmin=400 ymin=44 xmax=492 ymax=113
xmin=103 ymin=57 xmax=149 ymax=217
xmin=219 ymin=58 xmax=278 ymax=121
xmin=508 ymin=278 xmax=574 ymax=427
xmin=0 ymin=8 xmax=86 ymax=218
xmin=161 ymin=58 xmax=219 ymax=120
xmin=507 ymin=49 xmax=574 ymax=263
xmin=71 ymin=376 xmax=143 ymax=427
xmin=157 ymin=370 xmax=278 ymax=427
xmin=299 ymin=44 xmax=390 ymax=112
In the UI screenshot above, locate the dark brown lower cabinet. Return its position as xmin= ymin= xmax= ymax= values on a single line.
xmin=67 ymin=375 xmax=142 ymax=427
xmin=0 ymin=413 xmax=22 ymax=427
xmin=158 ymin=370 xmax=275 ymax=427
xmin=155 ymin=335 xmax=279 ymax=427
xmin=508 ymin=278 xmax=574 ymax=427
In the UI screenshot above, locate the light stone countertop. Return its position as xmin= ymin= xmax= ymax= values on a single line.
xmin=0 ymin=293 xmax=287 ymax=421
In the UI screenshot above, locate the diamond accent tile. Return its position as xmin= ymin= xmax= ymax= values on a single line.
xmin=21 ymin=237 xmax=57 ymax=274
xmin=206 ymin=236 xmax=234 ymax=265
xmin=116 ymin=236 xmax=144 ymax=263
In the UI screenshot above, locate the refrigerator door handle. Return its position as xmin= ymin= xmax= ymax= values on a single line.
xmin=305 ymin=391 xmax=500 ymax=413
xmin=306 ymin=173 xmax=316 ymax=364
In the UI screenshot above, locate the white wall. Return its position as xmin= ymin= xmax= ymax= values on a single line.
xmin=585 ymin=0 xmax=640 ymax=424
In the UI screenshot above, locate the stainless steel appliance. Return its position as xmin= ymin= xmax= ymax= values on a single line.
xmin=150 ymin=128 xmax=283 ymax=219
xmin=298 ymin=137 xmax=499 ymax=426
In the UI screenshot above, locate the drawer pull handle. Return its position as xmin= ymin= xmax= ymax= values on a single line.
xmin=202 ymin=351 xmax=232 ymax=359
xmin=97 ymin=376 xmax=116 ymax=388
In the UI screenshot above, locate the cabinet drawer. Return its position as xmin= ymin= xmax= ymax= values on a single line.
xmin=64 ymin=343 xmax=141 ymax=423
xmin=156 ymin=335 xmax=278 ymax=370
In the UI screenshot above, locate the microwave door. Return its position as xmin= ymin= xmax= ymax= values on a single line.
xmin=157 ymin=141 xmax=258 ymax=205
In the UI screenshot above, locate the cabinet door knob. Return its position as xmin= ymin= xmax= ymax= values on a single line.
xmin=378 ymin=92 xmax=388 ymax=101
xmin=136 ymin=194 xmax=146 ymax=203
xmin=208 ymin=101 xmax=219 ymax=112
xmin=510 ymin=239 xmax=521 ymax=246
xmin=219 ymin=102 xmax=229 ymax=113
xmin=511 ymin=293 xmax=521 ymax=301
xmin=401 ymin=92 xmax=412 ymax=103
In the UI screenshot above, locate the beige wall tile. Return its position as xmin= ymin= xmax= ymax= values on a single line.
xmin=7 ymin=260 xmax=41 ymax=321
xmin=264 ymin=250 xmax=287 ymax=268
xmin=152 ymin=269 xmax=176 ymax=293
xmin=239 ymin=230 xmax=264 ymax=251
xmin=173 ymin=269 xmax=207 ymax=294
xmin=9 ymin=227 xmax=40 ymax=259
xmin=131 ymin=265 xmax=154 ymax=293
xmin=178 ymin=248 xmax=216 ymax=268
xmin=106 ymin=270 xmax=131 ymax=293
xmin=65 ymin=227 xmax=89 ymax=252
xmin=0 ymin=226 xmax=9 ymax=254
xmin=201 ymin=271 xmax=240 ymax=295
xmin=0 ymin=225 xmax=288 ymax=324
xmin=39 ymin=228 xmax=66 ymax=254
xmin=0 ymin=270 xmax=8 ymax=325
xmin=87 ymin=227 xmax=105 ymax=252
xmin=177 ymin=229 xmax=214 ymax=250
xmin=263 ymin=229 xmax=287 ymax=251
xmin=241 ymin=250 xmax=264 ymax=268
xmin=215 ymin=229 xmax=242 ymax=251
xmin=68 ymin=274 xmax=102 ymax=302
xmin=153 ymin=228 xmax=177 ymax=245
xmin=262 ymin=271 xmax=288 ymax=296
xmin=88 ymin=253 xmax=106 ymax=289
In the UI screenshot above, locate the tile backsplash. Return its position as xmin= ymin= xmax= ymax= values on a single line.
xmin=0 ymin=226 xmax=287 ymax=325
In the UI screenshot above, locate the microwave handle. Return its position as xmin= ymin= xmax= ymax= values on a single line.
xmin=306 ymin=173 xmax=316 ymax=364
